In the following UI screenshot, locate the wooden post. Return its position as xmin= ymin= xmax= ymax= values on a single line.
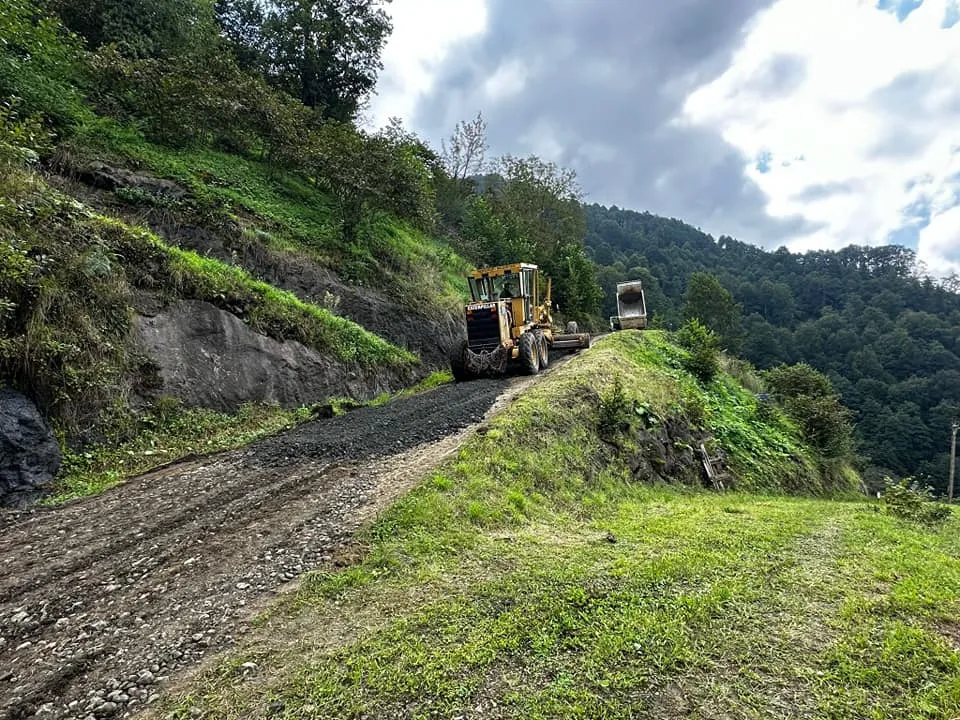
xmin=949 ymin=422 xmax=959 ymax=503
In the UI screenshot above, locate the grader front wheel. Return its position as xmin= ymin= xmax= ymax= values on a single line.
xmin=537 ymin=332 xmax=550 ymax=369
xmin=518 ymin=332 xmax=540 ymax=375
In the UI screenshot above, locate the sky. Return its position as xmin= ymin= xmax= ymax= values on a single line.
xmin=367 ymin=0 xmax=960 ymax=275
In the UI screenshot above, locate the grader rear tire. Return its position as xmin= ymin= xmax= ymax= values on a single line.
xmin=518 ymin=332 xmax=540 ymax=375
xmin=450 ymin=340 xmax=471 ymax=382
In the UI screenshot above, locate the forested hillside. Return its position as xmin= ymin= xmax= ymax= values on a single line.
xmin=586 ymin=204 xmax=960 ymax=490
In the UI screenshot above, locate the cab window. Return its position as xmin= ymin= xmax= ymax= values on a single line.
xmin=468 ymin=277 xmax=491 ymax=301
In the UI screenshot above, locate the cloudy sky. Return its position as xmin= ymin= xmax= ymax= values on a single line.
xmin=367 ymin=0 xmax=960 ymax=274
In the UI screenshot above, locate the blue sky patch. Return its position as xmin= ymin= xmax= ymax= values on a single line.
xmin=876 ymin=0 xmax=925 ymax=21
xmin=886 ymin=224 xmax=920 ymax=248
xmin=901 ymin=194 xmax=933 ymax=226
xmin=887 ymin=193 xmax=933 ymax=248
xmin=945 ymin=0 xmax=960 ymax=28
xmin=755 ymin=150 xmax=773 ymax=174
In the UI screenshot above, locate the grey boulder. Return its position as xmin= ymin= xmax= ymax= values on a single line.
xmin=0 ymin=389 xmax=61 ymax=508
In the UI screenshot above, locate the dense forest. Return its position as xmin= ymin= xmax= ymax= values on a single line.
xmin=585 ymin=204 xmax=960 ymax=491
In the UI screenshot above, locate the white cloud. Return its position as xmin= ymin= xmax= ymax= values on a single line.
xmin=680 ymin=0 xmax=960 ymax=269
xmin=366 ymin=0 xmax=487 ymax=131
xmin=518 ymin=119 xmax=566 ymax=163
xmin=482 ymin=59 xmax=528 ymax=102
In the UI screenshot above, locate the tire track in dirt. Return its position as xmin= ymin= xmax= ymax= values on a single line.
xmin=0 ymin=364 xmax=561 ymax=720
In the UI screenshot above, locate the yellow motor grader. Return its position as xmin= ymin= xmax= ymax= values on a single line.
xmin=450 ymin=262 xmax=591 ymax=380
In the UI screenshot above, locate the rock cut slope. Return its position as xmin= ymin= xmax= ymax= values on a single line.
xmin=1 ymin=155 xmax=470 ymax=508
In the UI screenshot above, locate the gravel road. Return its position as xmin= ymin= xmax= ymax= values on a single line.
xmin=0 ymin=374 xmax=541 ymax=720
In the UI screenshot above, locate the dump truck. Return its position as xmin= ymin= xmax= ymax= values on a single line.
xmin=613 ymin=280 xmax=648 ymax=330
xmin=450 ymin=262 xmax=591 ymax=380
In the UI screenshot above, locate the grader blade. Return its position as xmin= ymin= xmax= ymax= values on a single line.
xmin=551 ymin=332 xmax=592 ymax=351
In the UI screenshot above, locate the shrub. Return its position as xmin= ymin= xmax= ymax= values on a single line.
xmin=882 ymin=477 xmax=952 ymax=524
xmin=0 ymin=0 xmax=89 ymax=130
xmin=301 ymin=120 xmax=438 ymax=242
xmin=721 ymin=355 xmax=765 ymax=394
xmin=676 ymin=318 xmax=720 ymax=382
xmin=86 ymin=46 xmax=314 ymax=156
xmin=764 ymin=363 xmax=854 ymax=459
xmin=598 ymin=374 xmax=632 ymax=436
xmin=0 ymin=100 xmax=53 ymax=166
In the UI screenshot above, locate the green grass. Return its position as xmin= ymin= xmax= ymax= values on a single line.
xmin=369 ymin=370 xmax=453 ymax=407
xmin=67 ymin=120 xmax=471 ymax=309
xmin=71 ymin=121 xmax=340 ymax=253
xmin=94 ymin=213 xmax=416 ymax=367
xmin=813 ymin=511 xmax=960 ymax=718
xmin=153 ymin=332 xmax=954 ymax=720
xmin=166 ymin=496 xmax=960 ymax=720
xmin=47 ymin=402 xmax=309 ymax=505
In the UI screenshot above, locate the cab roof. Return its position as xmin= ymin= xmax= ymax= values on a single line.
xmin=467 ymin=262 xmax=538 ymax=279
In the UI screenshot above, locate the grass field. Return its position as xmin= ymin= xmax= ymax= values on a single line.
xmin=168 ymin=495 xmax=960 ymax=720
xmin=156 ymin=333 xmax=960 ymax=720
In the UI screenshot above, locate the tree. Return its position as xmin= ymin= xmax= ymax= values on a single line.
xmin=441 ymin=111 xmax=488 ymax=181
xmin=215 ymin=0 xmax=267 ymax=70
xmin=432 ymin=113 xmax=487 ymax=234
xmin=677 ymin=319 xmax=720 ymax=382
xmin=45 ymin=0 xmax=215 ymax=58
xmin=303 ymin=119 xmax=435 ymax=243
xmin=482 ymin=155 xmax=601 ymax=318
xmin=682 ymin=272 xmax=743 ymax=351
xmin=765 ymin=363 xmax=855 ymax=458
xmin=260 ymin=0 xmax=392 ymax=121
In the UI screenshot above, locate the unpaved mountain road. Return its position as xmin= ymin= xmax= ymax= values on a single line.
xmin=0 ymin=366 xmax=556 ymax=720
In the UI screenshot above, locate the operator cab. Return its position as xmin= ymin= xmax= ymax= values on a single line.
xmin=467 ymin=264 xmax=537 ymax=326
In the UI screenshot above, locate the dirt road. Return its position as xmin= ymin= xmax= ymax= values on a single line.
xmin=0 ymin=371 xmax=546 ymax=720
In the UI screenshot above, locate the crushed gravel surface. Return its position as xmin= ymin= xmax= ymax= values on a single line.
xmin=0 ymin=373 xmax=545 ymax=720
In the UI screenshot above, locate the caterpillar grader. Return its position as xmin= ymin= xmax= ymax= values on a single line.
xmin=449 ymin=262 xmax=591 ymax=380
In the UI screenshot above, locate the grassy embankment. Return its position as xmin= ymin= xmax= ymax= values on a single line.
xmin=153 ymin=331 xmax=959 ymax=720
xmin=64 ymin=121 xmax=472 ymax=313
xmin=2 ymin=147 xmax=470 ymax=503
xmin=4 ymin=117 xmax=482 ymax=504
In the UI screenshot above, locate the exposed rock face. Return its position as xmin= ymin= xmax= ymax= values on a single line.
xmin=74 ymin=161 xmax=187 ymax=200
xmin=149 ymin=223 xmax=465 ymax=368
xmin=53 ymin=161 xmax=465 ymax=369
xmin=0 ymin=389 xmax=61 ymax=508
xmin=627 ymin=417 xmax=712 ymax=487
xmin=134 ymin=300 xmax=411 ymax=412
